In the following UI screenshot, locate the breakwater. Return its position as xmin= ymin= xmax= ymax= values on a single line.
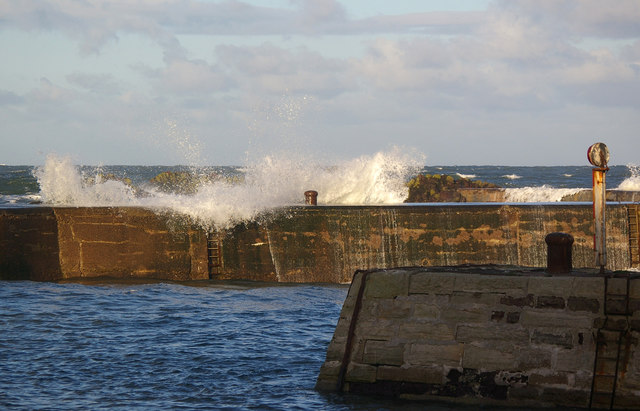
xmin=315 ymin=267 xmax=640 ymax=409
xmin=1 ymin=204 xmax=639 ymax=282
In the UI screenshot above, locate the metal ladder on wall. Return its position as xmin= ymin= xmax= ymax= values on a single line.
xmin=628 ymin=205 xmax=639 ymax=267
xmin=207 ymin=231 xmax=222 ymax=279
xmin=589 ymin=274 xmax=631 ymax=410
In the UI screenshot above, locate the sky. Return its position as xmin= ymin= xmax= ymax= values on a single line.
xmin=0 ymin=0 xmax=639 ymax=166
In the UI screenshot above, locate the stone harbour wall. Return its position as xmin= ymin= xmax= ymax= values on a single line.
xmin=219 ymin=204 xmax=635 ymax=283
xmin=0 ymin=204 xmax=639 ymax=282
xmin=315 ymin=268 xmax=640 ymax=409
xmin=0 ymin=207 xmax=208 ymax=281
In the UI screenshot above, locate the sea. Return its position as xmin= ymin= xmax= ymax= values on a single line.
xmin=1 ymin=152 xmax=639 ymax=410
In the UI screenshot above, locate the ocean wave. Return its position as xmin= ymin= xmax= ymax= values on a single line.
xmin=617 ymin=164 xmax=640 ymax=191
xmin=504 ymin=186 xmax=583 ymax=202
xmin=34 ymin=149 xmax=423 ymax=229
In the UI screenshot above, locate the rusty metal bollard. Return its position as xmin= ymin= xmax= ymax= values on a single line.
xmin=304 ymin=190 xmax=318 ymax=206
xmin=545 ymin=232 xmax=574 ymax=274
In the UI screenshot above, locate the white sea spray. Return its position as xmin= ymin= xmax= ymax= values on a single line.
xmin=504 ymin=186 xmax=583 ymax=202
xmin=617 ymin=164 xmax=640 ymax=191
xmin=35 ymin=149 xmax=423 ymax=230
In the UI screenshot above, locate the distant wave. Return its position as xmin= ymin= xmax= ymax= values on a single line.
xmin=456 ymin=173 xmax=476 ymax=179
xmin=617 ymin=164 xmax=640 ymax=191
xmin=502 ymin=174 xmax=521 ymax=180
xmin=504 ymin=186 xmax=583 ymax=202
xmin=563 ymin=174 xmax=572 ymax=177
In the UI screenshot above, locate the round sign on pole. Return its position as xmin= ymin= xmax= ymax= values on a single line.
xmin=587 ymin=143 xmax=609 ymax=168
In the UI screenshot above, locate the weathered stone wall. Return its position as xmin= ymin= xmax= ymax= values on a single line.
xmin=219 ymin=204 xmax=632 ymax=283
xmin=0 ymin=204 xmax=637 ymax=282
xmin=0 ymin=207 xmax=208 ymax=281
xmin=316 ymin=268 xmax=640 ymax=409
xmin=0 ymin=208 xmax=61 ymax=281
xmin=53 ymin=208 xmax=209 ymax=281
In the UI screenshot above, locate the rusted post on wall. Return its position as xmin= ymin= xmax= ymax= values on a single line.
xmin=545 ymin=232 xmax=574 ymax=274
xmin=587 ymin=143 xmax=609 ymax=274
xmin=304 ymin=190 xmax=318 ymax=206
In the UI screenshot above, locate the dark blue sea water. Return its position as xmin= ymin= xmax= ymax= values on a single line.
xmin=0 ymin=280 xmax=502 ymax=410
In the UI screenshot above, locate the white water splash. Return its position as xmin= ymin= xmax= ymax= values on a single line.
xmin=617 ymin=164 xmax=640 ymax=191
xmin=504 ymin=185 xmax=583 ymax=202
xmin=34 ymin=155 xmax=138 ymax=206
xmin=502 ymin=174 xmax=521 ymax=180
xmin=35 ymin=149 xmax=422 ymax=229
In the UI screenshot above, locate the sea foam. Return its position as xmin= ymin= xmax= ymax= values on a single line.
xmin=504 ymin=186 xmax=583 ymax=203
xmin=617 ymin=164 xmax=640 ymax=191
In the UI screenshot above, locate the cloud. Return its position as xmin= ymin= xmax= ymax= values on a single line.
xmin=0 ymin=90 xmax=24 ymax=106
xmin=66 ymin=73 xmax=122 ymax=95
xmin=215 ymin=43 xmax=351 ymax=97
xmin=496 ymin=0 xmax=640 ymax=39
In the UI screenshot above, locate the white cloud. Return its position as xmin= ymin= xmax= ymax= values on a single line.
xmin=1 ymin=0 xmax=639 ymax=165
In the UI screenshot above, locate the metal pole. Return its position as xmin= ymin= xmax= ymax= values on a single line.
xmin=592 ymin=167 xmax=607 ymax=273
xmin=587 ymin=143 xmax=610 ymax=274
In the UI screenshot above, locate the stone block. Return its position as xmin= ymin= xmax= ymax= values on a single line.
xmin=345 ymin=363 xmax=378 ymax=383
xmin=491 ymin=311 xmax=505 ymax=322
xmin=372 ymin=298 xmax=412 ymax=319
xmin=413 ymin=303 xmax=440 ymax=319
xmin=528 ymin=277 xmax=573 ymax=297
xmin=567 ymin=296 xmax=600 ymax=313
xmin=355 ymin=319 xmax=399 ymax=339
xmin=630 ymin=278 xmax=640 ymax=299
xmin=456 ymin=324 xmax=530 ymax=345
xmin=507 ymin=312 xmax=521 ymax=323
xmin=440 ymin=307 xmax=489 ymax=323
xmin=535 ymin=295 xmax=566 ymax=309
xmin=365 ymin=271 xmax=409 ymax=298
xmin=454 ymin=274 xmax=529 ymax=295
xmin=377 ymin=365 xmax=444 ymax=384
xmin=325 ymin=337 xmax=348 ymax=362
xmin=318 ymin=360 xmax=342 ymax=377
xmin=571 ymin=277 xmax=604 ymax=298
xmin=531 ymin=329 xmax=573 ymax=348
xmin=508 ymin=385 xmax=541 ymax=401
xmin=398 ymin=322 xmax=455 ymax=341
xmin=362 ymin=339 xmax=405 ymax=366
xmin=451 ymin=291 xmax=502 ymax=306
xmin=500 ymin=294 xmax=534 ymax=307
xmin=408 ymin=343 xmax=463 ymax=367
xmin=517 ymin=349 xmax=553 ymax=369
xmin=409 ymin=272 xmax=455 ymax=294
xmin=608 ymin=277 xmax=629 ymax=295
xmin=462 ymin=345 xmax=517 ymax=370
xmin=529 ymin=372 xmax=569 ymax=386
xmin=556 ymin=349 xmax=596 ymax=373
xmin=520 ymin=311 xmax=594 ymax=329
xmin=539 ymin=387 xmax=589 ymax=408
xmin=333 ymin=318 xmax=351 ymax=339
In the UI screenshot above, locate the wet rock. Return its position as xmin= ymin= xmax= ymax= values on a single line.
xmin=405 ymin=174 xmax=500 ymax=203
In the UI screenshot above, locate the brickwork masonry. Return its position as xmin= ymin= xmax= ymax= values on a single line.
xmin=316 ymin=268 xmax=640 ymax=409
